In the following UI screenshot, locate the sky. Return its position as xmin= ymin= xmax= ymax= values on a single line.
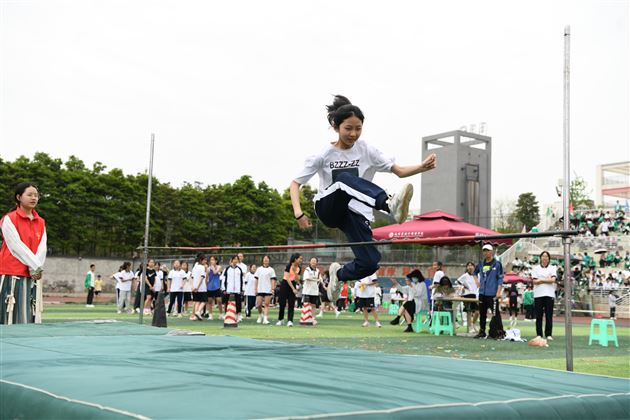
xmin=1 ymin=0 xmax=628 ymax=214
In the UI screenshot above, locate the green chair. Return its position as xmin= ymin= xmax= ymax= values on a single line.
xmin=388 ymin=304 xmax=400 ymax=315
xmin=430 ymin=311 xmax=454 ymax=336
xmin=588 ymin=319 xmax=618 ymax=347
xmin=412 ymin=310 xmax=431 ymax=333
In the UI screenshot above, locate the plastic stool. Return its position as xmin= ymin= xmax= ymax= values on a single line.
xmin=588 ymin=319 xmax=618 ymax=347
xmin=430 ymin=311 xmax=454 ymax=336
xmin=388 ymin=304 xmax=400 ymax=315
xmin=412 ymin=310 xmax=431 ymax=333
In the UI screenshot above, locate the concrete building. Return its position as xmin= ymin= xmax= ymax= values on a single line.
xmin=421 ymin=130 xmax=492 ymax=228
xmin=595 ymin=161 xmax=630 ymax=206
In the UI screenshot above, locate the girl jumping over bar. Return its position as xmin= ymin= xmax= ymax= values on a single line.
xmin=290 ymin=95 xmax=437 ymax=302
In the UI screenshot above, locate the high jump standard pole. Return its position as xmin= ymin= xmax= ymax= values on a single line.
xmin=563 ymin=26 xmax=574 ymax=372
xmin=139 ymin=134 xmax=155 ymax=325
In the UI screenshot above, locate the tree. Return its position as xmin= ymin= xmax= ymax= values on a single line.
xmin=570 ymin=174 xmax=594 ymax=208
xmin=514 ymin=193 xmax=540 ymax=231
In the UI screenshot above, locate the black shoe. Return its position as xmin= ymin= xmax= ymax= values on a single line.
xmin=403 ymin=325 xmax=413 ymax=333
xmin=473 ymin=331 xmax=487 ymax=339
xmin=390 ymin=316 xmax=400 ymax=325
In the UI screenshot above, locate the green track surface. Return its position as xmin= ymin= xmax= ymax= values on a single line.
xmin=42 ymin=303 xmax=630 ymax=378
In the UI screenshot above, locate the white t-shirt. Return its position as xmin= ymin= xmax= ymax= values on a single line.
xmin=356 ymin=274 xmax=377 ymax=298
xmin=237 ymin=263 xmax=248 ymax=278
xmin=191 ymin=263 xmax=207 ymax=292
xmin=458 ymin=273 xmax=478 ymax=297
xmin=531 ymin=264 xmax=557 ymax=298
xmin=154 ymin=271 xmax=163 ymax=292
xmin=114 ymin=271 xmax=122 ymax=290
xmin=293 ymin=140 xmax=395 ymax=221
xmin=432 ymin=269 xmax=445 ymax=285
xmin=168 ymin=269 xmax=186 ymax=292
xmin=244 ymin=272 xmax=257 ymax=296
xmin=117 ymin=271 xmax=134 ymax=292
xmin=302 ymin=267 xmax=321 ymax=296
xmin=254 ymin=266 xmax=276 ymax=294
xmin=182 ymin=271 xmax=192 ymax=292
xmin=222 ymin=265 xmax=244 ymax=294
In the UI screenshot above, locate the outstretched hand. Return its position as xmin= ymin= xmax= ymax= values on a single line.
xmin=297 ymin=214 xmax=312 ymax=230
xmin=421 ymin=153 xmax=437 ymax=171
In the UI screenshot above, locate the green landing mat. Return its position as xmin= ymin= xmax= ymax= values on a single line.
xmin=1 ymin=321 xmax=629 ymax=419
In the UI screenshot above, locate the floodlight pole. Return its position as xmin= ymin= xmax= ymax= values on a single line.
xmin=139 ymin=134 xmax=155 ymax=325
xmin=562 ymin=26 xmax=574 ymax=372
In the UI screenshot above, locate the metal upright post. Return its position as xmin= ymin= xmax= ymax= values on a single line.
xmin=562 ymin=26 xmax=573 ymax=371
xmin=139 ymin=134 xmax=155 ymax=325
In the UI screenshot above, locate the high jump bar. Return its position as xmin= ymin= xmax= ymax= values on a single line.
xmin=139 ymin=230 xmax=578 ymax=252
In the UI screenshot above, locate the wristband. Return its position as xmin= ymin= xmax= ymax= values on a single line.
xmin=295 ymin=213 xmax=305 ymax=220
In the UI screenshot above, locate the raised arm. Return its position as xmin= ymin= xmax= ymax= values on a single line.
xmin=391 ymin=154 xmax=437 ymax=178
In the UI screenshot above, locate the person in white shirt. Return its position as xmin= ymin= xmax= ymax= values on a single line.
xmin=190 ymin=254 xmax=208 ymax=321
xmin=430 ymin=261 xmax=445 ymax=291
xmin=390 ymin=276 xmax=418 ymax=332
xmin=114 ymin=262 xmax=134 ymax=314
xmin=531 ymin=251 xmax=557 ymax=340
xmin=181 ymin=261 xmax=193 ymax=314
xmin=254 ymin=255 xmax=276 ymax=324
xmin=356 ymin=273 xmax=382 ymax=327
xmin=458 ymin=262 xmax=479 ymax=333
xmin=302 ymin=257 xmax=322 ymax=325
xmin=244 ymin=263 xmax=258 ymax=319
xmin=166 ymin=260 xmax=186 ymax=317
xmin=288 ymin=95 xmax=437 ymax=305
xmin=222 ymin=255 xmax=245 ymax=318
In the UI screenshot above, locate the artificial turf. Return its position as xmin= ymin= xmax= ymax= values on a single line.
xmin=41 ymin=303 xmax=630 ymax=378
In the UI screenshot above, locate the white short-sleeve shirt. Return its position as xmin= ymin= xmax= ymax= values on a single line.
xmin=357 ymin=274 xmax=378 ymax=298
xmin=293 ymin=140 xmax=394 ymax=221
xmin=531 ymin=264 xmax=557 ymax=298
xmin=302 ymin=267 xmax=321 ymax=296
xmin=458 ymin=273 xmax=478 ymax=297
xmin=432 ymin=270 xmax=445 ymax=285
xmin=244 ymin=272 xmax=257 ymax=296
xmin=168 ymin=269 xmax=186 ymax=292
xmin=117 ymin=271 xmax=134 ymax=292
xmin=254 ymin=266 xmax=276 ymax=294
xmin=191 ymin=263 xmax=207 ymax=292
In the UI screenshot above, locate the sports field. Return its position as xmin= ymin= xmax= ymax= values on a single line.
xmin=43 ymin=303 xmax=630 ymax=379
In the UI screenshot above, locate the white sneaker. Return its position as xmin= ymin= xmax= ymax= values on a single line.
xmin=237 ymin=314 xmax=243 ymax=322
xmin=263 ymin=317 xmax=270 ymax=325
xmin=389 ymin=183 xmax=414 ymax=224
xmin=316 ymin=311 xmax=323 ymax=318
xmin=375 ymin=321 xmax=382 ymax=328
xmin=208 ymin=314 xmax=213 ymax=321
xmin=219 ymin=314 xmax=225 ymax=321
xmin=327 ymin=262 xmax=342 ymax=302
xmin=117 ymin=310 xmax=122 ymax=314
xmin=257 ymin=316 xmax=262 ymax=324
xmin=362 ymin=321 xmax=369 ymax=327
xmin=335 ymin=310 xmax=341 ymax=319
xmin=287 ymin=321 xmax=293 ymax=327
xmin=135 ymin=308 xmax=141 ymax=313
xmin=312 ymin=319 xmax=318 ymax=326
xmin=546 ymin=336 xmax=554 ymax=341
xmin=276 ymin=320 xmax=283 ymax=326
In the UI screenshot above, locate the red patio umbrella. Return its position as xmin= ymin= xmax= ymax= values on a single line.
xmin=502 ymin=271 xmax=531 ymax=284
xmin=371 ymin=210 xmax=512 ymax=245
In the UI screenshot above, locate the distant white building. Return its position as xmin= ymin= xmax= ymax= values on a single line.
xmin=595 ymin=162 xmax=630 ymax=206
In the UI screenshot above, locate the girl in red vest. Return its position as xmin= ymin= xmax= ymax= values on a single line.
xmin=0 ymin=183 xmax=47 ymax=324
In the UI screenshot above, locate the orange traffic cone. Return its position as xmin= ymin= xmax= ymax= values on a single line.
xmin=223 ymin=297 xmax=238 ymax=328
xmin=300 ymin=302 xmax=314 ymax=326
